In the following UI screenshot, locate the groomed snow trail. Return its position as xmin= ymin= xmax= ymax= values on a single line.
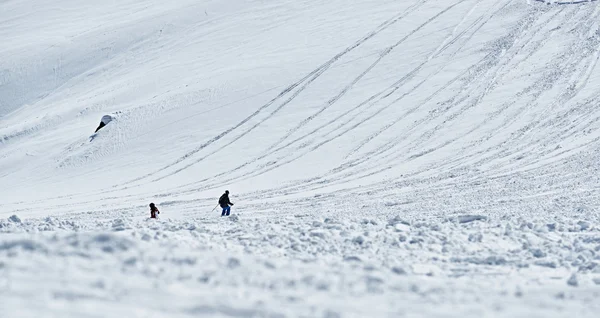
xmin=1 ymin=0 xmax=600 ymax=317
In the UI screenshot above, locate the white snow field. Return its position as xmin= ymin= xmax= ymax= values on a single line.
xmin=2 ymin=0 xmax=600 ymax=317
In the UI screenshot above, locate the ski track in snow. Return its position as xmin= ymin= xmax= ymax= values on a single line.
xmin=1 ymin=0 xmax=600 ymax=317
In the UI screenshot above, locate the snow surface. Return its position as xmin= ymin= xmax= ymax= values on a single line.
xmin=1 ymin=0 xmax=600 ymax=317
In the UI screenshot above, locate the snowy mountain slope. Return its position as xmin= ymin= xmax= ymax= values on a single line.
xmin=1 ymin=0 xmax=599 ymax=216
xmin=1 ymin=0 xmax=600 ymax=317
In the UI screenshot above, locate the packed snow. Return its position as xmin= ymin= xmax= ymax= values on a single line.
xmin=1 ymin=0 xmax=600 ymax=317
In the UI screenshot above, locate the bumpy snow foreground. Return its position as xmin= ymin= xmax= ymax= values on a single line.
xmin=3 ymin=210 xmax=600 ymax=317
xmin=2 ymin=0 xmax=600 ymax=317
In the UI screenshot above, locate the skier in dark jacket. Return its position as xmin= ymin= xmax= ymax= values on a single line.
xmin=149 ymin=202 xmax=160 ymax=219
xmin=218 ymin=190 xmax=234 ymax=216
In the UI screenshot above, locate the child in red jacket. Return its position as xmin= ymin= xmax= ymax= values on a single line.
xmin=149 ymin=203 xmax=160 ymax=219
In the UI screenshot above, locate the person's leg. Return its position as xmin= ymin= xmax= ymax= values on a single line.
xmin=225 ymin=206 xmax=231 ymax=216
xmin=221 ymin=206 xmax=226 ymax=216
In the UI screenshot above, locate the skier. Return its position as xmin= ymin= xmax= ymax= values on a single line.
xmin=149 ymin=202 xmax=160 ymax=219
xmin=218 ymin=190 xmax=234 ymax=216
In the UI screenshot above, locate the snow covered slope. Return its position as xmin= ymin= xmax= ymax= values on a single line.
xmin=1 ymin=0 xmax=600 ymax=317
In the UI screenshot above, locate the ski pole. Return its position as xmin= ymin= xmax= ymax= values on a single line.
xmin=211 ymin=204 xmax=219 ymax=213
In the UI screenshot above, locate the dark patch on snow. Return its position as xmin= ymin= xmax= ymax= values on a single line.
xmin=352 ymin=236 xmax=365 ymax=245
xmin=344 ymin=256 xmax=362 ymax=262
xmin=452 ymin=256 xmax=507 ymax=265
xmin=0 ymin=239 xmax=46 ymax=252
xmin=531 ymin=249 xmax=546 ymax=258
xmin=227 ymin=257 xmax=241 ymax=269
xmin=567 ymin=274 xmax=578 ymax=287
xmin=391 ymin=266 xmax=407 ymax=275
xmin=388 ymin=215 xmax=410 ymax=227
xmin=447 ymin=214 xmax=488 ymax=224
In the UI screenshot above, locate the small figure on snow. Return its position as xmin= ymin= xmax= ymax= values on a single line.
xmin=218 ymin=190 xmax=234 ymax=216
xmin=149 ymin=202 xmax=160 ymax=219
xmin=95 ymin=114 xmax=114 ymax=133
